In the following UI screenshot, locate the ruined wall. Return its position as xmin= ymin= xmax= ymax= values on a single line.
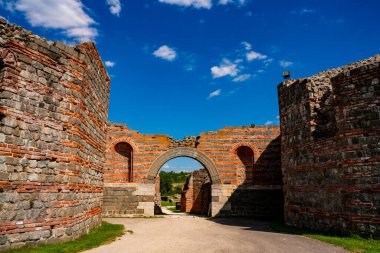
xmin=0 ymin=19 xmax=110 ymax=249
xmin=278 ymin=55 xmax=380 ymax=238
xmin=103 ymin=123 xmax=171 ymax=216
xmin=198 ymin=126 xmax=283 ymax=217
xmin=181 ymin=176 xmax=193 ymax=213
xmin=104 ymin=123 xmax=283 ymax=217
xmin=181 ymin=169 xmax=211 ymax=214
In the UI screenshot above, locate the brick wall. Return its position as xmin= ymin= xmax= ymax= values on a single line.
xmin=104 ymin=123 xmax=283 ymax=217
xmin=278 ymin=55 xmax=380 ymax=238
xmin=0 ymin=19 xmax=110 ymax=249
xmin=181 ymin=169 xmax=211 ymax=214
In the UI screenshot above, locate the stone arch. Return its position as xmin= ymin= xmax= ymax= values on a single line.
xmin=107 ymin=137 xmax=138 ymax=182
xmin=231 ymin=142 xmax=260 ymax=162
xmin=147 ymin=147 xmax=221 ymax=184
xmin=114 ymin=142 xmax=133 ymax=182
xmin=108 ymin=137 xmax=139 ymax=152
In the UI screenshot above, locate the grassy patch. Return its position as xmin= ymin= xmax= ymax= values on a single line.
xmin=161 ymin=200 xmax=175 ymax=206
xmin=5 ymin=222 xmax=125 ymax=253
xmin=167 ymin=206 xmax=184 ymax=213
xmin=271 ymin=222 xmax=380 ymax=253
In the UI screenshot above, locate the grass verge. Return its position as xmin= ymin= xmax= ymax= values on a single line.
xmin=167 ymin=206 xmax=183 ymax=213
xmin=5 ymin=222 xmax=125 ymax=253
xmin=270 ymin=222 xmax=380 ymax=253
xmin=161 ymin=201 xmax=175 ymax=207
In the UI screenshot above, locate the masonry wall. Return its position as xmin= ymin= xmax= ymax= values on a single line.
xmin=0 ymin=20 xmax=110 ymax=249
xmin=278 ymin=55 xmax=380 ymax=238
xmin=104 ymin=123 xmax=283 ymax=217
xmin=181 ymin=169 xmax=211 ymax=214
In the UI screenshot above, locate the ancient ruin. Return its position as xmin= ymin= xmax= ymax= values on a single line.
xmin=181 ymin=168 xmax=211 ymax=215
xmin=0 ymin=19 xmax=379 ymax=250
xmin=278 ymin=55 xmax=380 ymax=238
xmin=103 ymin=122 xmax=282 ymax=218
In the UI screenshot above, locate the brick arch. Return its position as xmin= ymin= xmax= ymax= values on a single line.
xmin=147 ymin=147 xmax=221 ymax=184
xmin=231 ymin=142 xmax=260 ymax=161
xmin=108 ymin=137 xmax=139 ymax=152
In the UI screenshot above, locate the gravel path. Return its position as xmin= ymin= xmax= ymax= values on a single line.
xmin=85 ymin=214 xmax=349 ymax=253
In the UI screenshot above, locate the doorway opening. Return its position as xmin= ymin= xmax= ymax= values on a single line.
xmin=155 ymin=157 xmax=211 ymax=216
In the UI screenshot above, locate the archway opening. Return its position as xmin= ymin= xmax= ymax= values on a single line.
xmin=155 ymin=157 xmax=211 ymax=216
xmin=114 ymin=142 xmax=133 ymax=182
xmin=236 ymin=146 xmax=254 ymax=184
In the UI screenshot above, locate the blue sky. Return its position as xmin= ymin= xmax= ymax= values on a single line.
xmin=1 ymin=0 xmax=379 ymax=171
xmin=161 ymin=157 xmax=204 ymax=172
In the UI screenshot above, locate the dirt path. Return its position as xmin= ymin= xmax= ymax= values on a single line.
xmin=85 ymin=216 xmax=349 ymax=253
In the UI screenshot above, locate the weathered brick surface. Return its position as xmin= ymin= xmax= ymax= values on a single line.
xmin=104 ymin=123 xmax=282 ymax=217
xmin=0 ymin=19 xmax=110 ymax=249
xmin=278 ymin=55 xmax=380 ymax=238
xmin=181 ymin=169 xmax=211 ymax=214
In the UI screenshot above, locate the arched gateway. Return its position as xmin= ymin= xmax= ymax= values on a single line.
xmin=147 ymin=147 xmax=221 ymax=184
xmin=103 ymin=123 xmax=283 ymax=218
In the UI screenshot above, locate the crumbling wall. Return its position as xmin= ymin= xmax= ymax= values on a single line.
xmin=181 ymin=169 xmax=211 ymax=215
xmin=278 ymin=55 xmax=380 ymax=238
xmin=0 ymin=19 xmax=110 ymax=249
xmin=103 ymin=123 xmax=172 ymax=216
xmin=198 ymin=126 xmax=283 ymax=217
xmin=104 ymin=123 xmax=283 ymax=217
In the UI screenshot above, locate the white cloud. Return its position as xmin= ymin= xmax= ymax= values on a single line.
xmin=279 ymin=60 xmax=293 ymax=68
xmin=264 ymin=120 xmax=273 ymax=126
xmin=233 ymin=74 xmax=251 ymax=82
xmin=218 ymin=0 xmax=233 ymax=4
xmin=105 ymin=61 xmax=115 ymax=67
xmin=159 ymin=0 xmax=212 ymax=9
xmin=6 ymin=0 xmax=97 ymax=42
xmin=276 ymin=115 xmax=280 ymax=119
xmin=219 ymin=0 xmax=247 ymax=6
xmin=162 ymin=164 xmax=171 ymax=169
xmin=153 ymin=45 xmax=177 ymax=61
xmin=106 ymin=0 xmax=121 ymax=16
xmin=241 ymin=41 xmax=252 ymax=51
xmin=208 ymin=89 xmax=221 ymax=99
xmin=211 ymin=59 xmax=239 ymax=78
xmin=246 ymin=51 xmax=268 ymax=61
xmin=300 ymin=8 xmax=315 ymax=14
xmin=291 ymin=8 xmax=315 ymax=15
xmin=65 ymin=27 xmax=97 ymax=42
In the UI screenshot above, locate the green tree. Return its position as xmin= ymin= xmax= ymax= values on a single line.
xmin=159 ymin=171 xmax=172 ymax=196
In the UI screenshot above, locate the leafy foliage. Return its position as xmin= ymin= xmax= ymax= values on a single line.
xmin=159 ymin=171 xmax=190 ymax=196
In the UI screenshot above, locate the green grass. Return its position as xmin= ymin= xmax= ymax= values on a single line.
xmin=270 ymin=222 xmax=380 ymax=253
xmin=5 ymin=222 xmax=125 ymax=253
xmin=167 ymin=206 xmax=184 ymax=213
xmin=161 ymin=200 xmax=175 ymax=206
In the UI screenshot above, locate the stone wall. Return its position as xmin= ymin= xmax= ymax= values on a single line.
xmin=181 ymin=169 xmax=211 ymax=214
xmin=278 ymin=55 xmax=380 ymax=238
xmin=0 ymin=19 xmax=110 ymax=249
xmin=104 ymin=123 xmax=283 ymax=217
xmin=103 ymin=184 xmax=155 ymax=217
